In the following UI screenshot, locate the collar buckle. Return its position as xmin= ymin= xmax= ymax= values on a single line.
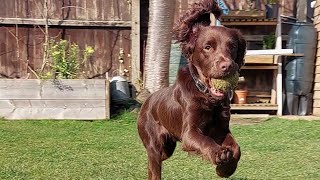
xmin=195 ymin=80 xmax=208 ymax=93
xmin=188 ymin=64 xmax=210 ymax=94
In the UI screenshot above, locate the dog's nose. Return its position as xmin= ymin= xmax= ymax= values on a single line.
xmin=220 ymin=61 xmax=233 ymax=72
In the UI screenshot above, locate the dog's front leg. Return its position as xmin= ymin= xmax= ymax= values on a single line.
xmin=213 ymin=105 xmax=241 ymax=178
xmin=181 ymin=112 xmax=227 ymax=165
xmin=215 ymin=133 xmax=241 ymax=178
xmin=218 ymin=105 xmax=241 ymax=161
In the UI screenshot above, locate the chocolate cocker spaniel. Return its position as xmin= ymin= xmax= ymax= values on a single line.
xmin=138 ymin=0 xmax=247 ymax=179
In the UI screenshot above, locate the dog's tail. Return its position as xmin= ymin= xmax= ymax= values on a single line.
xmin=173 ymin=0 xmax=222 ymax=43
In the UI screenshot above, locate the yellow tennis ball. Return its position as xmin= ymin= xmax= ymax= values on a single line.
xmin=210 ymin=72 xmax=240 ymax=92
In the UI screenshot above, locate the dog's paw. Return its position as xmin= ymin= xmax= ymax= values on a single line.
xmin=215 ymin=157 xmax=238 ymax=178
xmin=214 ymin=146 xmax=239 ymax=178
xmin=215 ymin=146 xmax=233 ymax=165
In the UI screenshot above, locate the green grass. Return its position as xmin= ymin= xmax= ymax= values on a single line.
xmin=1 ymin=113 xmax=320 ymax=179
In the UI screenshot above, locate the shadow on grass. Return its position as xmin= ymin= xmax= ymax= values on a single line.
xmin=110 ymin=98 xmax=141 ymax=119
xmin=229 ymin=177 xmax=249 ymax=180
xmin=109 ymin=101 xmax=140 ymax=123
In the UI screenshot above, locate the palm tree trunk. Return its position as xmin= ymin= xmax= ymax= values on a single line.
xmin=143 ymin=0 xmax=176 ymax=93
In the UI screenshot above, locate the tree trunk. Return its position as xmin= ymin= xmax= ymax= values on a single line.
xmin=143 ymin=0 xmax=176 ymax=93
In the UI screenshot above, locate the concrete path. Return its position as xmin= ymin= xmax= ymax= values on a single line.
xmin=231 ymin=114 xmax=320 ymax=125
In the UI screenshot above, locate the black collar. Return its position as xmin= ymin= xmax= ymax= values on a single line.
xmin=188 ymin=64 xmax=234 ymax=102
xmin=188 ymin=64 xmax=210 ymax=94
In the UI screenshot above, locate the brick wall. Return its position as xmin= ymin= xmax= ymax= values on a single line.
xmin=313 ymin=1 xmax=320 ymax=115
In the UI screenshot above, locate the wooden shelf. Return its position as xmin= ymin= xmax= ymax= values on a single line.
xmin=244 ymin=35 xmax=289 ymax=41
xmin=0 ymin=17 xmax=131 ymax=28
xmin=242 ymin=65 xmax=278 ymax=70
xmin=245 ymin=55 xmax=275 ymax=64
xmin=231 ymin=104 xmax=278 ymax=110
xmin=221 ymin=14 xmax=285 ymax=115
xmin=221 ymin=18 xmax=277 ymax=26
xmin=246 ymin=49 xmax=294 ymax=55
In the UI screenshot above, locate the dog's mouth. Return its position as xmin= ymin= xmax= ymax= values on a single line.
xmin=209 ymin=87 xmax=225 ymax=97
xmin=208 ymin=72 xmax=240 ymax=97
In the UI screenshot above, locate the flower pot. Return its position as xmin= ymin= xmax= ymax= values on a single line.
xmin=234 ymin=90 xmax=248 ymax=104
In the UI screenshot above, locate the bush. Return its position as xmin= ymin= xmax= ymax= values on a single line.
xmin=41 ymin=39 xmax=94 ymax=79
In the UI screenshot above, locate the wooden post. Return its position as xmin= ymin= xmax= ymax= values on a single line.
xmin=276 ymin=56 xmax=283 ymax=116
xmin=275 ymin=2 xmax=282 ymax=50
xmin=210 ymin=13 xmax=216 ymax=26
xmin=131 ymin=0 xmax=141 ymax=92
xmin=275 ymin=1 xmax=284 ymax=115
xmin=297 ymin=0 xmax=308 ymax=22
xmin=271 ymin=68 xmax=277 ymax=105
xmin=105 ymin=80 xmax=110 ymax=119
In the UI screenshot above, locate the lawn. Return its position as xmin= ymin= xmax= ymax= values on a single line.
xmin=1 ymin=112 xmax=320 ymax=180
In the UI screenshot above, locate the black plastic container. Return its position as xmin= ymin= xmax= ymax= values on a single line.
xmin=284 ymin=22 xmax=317 ymax=115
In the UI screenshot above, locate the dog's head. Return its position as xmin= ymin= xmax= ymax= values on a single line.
xmin=187 ymin=25 xmax=246 ymax=78
xmin=173 ymin=0 xmax=246 ymax=99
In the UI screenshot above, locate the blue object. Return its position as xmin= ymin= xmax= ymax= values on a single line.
xmin=217 ymin=0 xmax=229 ymax=15
xmin=217 ymin=0 xmax=229 ymax=26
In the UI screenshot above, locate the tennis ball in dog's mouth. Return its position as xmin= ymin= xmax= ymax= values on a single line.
xmin=210 ymin=72 xmax=239 ymax=92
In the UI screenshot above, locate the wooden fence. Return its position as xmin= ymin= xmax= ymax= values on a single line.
xmin=1 ymin=0 xmax=296 ymax=81
xmin=0 ymin=0 xmax=137 ymax=83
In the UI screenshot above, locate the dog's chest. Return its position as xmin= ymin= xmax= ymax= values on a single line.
xmin=198 ymin=114 xmax=216 ymax=129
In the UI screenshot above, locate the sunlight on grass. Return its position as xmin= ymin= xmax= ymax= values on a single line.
xmin=0 ymin=113 xmax=320 ymax=179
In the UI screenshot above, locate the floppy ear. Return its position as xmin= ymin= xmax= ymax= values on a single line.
xmin=235 ymin=30 xmax=247 ymax=69
xmin=172 ymin=0 xmax=222 ymax=59
xmin=181 ymin=25 xmax=201 ymax=60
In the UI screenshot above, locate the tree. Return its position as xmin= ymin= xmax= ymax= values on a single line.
xmin=143 ymin=0 xmax=176 ymax=93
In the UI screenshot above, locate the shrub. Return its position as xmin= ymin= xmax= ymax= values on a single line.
xmin=41 ymin=39 xmax=94 ymax=79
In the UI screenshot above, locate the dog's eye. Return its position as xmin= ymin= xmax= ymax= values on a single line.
xmin=204 ymin=45 xmax=212 ymax=51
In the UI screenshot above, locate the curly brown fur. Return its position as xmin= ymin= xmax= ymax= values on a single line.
xmin=173 ymin=0 xmax=222 ymax=58
xmin=232 ymin=29 xmax=247 ymax=68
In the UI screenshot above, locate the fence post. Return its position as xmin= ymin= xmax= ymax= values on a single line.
xmin=105 ymin=79 xmax=110 ymax=119
xmin=131 ymin=0 xmax=141 ymax=93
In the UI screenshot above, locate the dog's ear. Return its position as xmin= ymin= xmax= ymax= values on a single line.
xmin=235 ymin=30 xmax=247 ymax=69
xmin=181 ymin=25 xmax=201 ymax=60
xmin=173 ymin=0 xmax=222 ymax=59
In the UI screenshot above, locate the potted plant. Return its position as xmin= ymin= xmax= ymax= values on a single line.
xmin=234 ymin=77 xmax=248 ymax=104
xmin=265 ymin=0 xmax=279 ymax=19
xmin=262 ymin=34 xmax=276 ymax=49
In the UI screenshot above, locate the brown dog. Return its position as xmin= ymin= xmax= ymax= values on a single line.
xmin=137 ymin=0 xmax=246 ymax=179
